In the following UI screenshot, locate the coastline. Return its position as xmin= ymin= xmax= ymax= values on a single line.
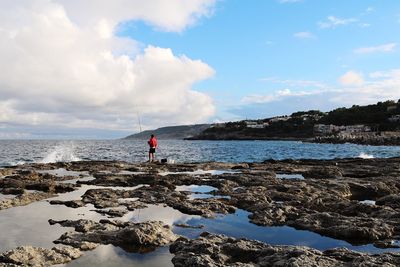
xmin=187 ymin=133 xmax=400 ymax=146
xmin=1 ymin=157 xmax=400 ymax=265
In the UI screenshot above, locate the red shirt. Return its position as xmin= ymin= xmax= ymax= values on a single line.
xmin=148 ymin=137 xmax=157 ymax=148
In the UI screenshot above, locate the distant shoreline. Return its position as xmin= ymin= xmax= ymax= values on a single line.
xmin=186 ymin=134 xmax=400 ymax=146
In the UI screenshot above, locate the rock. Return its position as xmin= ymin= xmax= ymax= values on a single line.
xmin=174 ymin=223 xmax=204 ymax=229
xmin=92 ymin=208 xmax=128 ymax=218
xmin=0 ymin=246 xmax=82 ymax=266
xmin=167 ymin=198 xmax=235 ymax=218
xmin=51 ymin=219 xmax=178 ymax=252
xmin=170 ymin=233 xmax=400 ymax=267
xmin=290 ymin=211 xmax=395 ymax=243
xmin=3 ymin=157 xmax=400 ymax=254
xmin=49 ymin=200 xmax=85 ymax=208
xmin=0 ymin=168 xmax=15 ymax=178
xmin=376 ymin=194 xmax=400 ymax=209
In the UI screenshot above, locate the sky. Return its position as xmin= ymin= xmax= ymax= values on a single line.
xmin=0 ymin=0 xmax=400 ymax=139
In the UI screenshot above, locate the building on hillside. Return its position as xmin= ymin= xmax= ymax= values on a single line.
xmin=269 ymin=116 xmax=290 ymax=123
xmin=245 ymin=121 xmax=263 ymax=128
xmin=343 ymin=125 xmax=372 ymax=133
xmin=314 ymin=124 xmax=371 ymax=135
xmin=389 ymin=115 xmax=400 ymax=122
xmin=314 ymin=124 xmax=342 ymax=135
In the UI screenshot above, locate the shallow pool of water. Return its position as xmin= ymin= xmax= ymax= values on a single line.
xmin=175 ymin=185 xmax=217 ymax=193
xmin=0 ymin=193 xmax=15 ymax=201
xmin=276 ymin=173 xmax=305 ymax=180
xmin=160 ymin=169 xmax=240 ymax=176
xmin=359 ymin=200 xmax=376 ymax=205
xmin=64 ymin=246 xmax=173 ymax=267
xmin=174 ymin=209 xmax=399 ymax=253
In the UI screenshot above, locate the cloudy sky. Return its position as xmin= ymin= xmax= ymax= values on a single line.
xmin=1 ymin=0 xmax=399 ymax=139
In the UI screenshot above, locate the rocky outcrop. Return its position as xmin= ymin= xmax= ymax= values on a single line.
xmin=48 ymin=199 xmax=85 ymax=208
xmin=170 ymin=232 xmax=400 ymax=267
xmin=50 ymin=219 xmax=179 ymax=252
xmin=314 ymin=131 xmax=400 ymax=146
xmin=3 ymin=158 xmax=400 ymax=266
xmin=44 ymin=157 xmax=400 ymax=247
xmin=0 ymin=246 xmax=82 ymax=266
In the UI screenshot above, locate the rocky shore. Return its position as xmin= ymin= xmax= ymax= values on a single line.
xmin=1 ymin=157 xmax=400 ymax=266
xmin=171 ymin=232 xmax=400 ymax=267
xmin=314 ymin=131 xmax=400 ymax=146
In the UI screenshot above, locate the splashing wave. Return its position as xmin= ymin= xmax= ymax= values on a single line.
xmin=40 ymin=143 xmax=81 ymax=163
xmin=358 ymin=152 xmax=374 ymax=159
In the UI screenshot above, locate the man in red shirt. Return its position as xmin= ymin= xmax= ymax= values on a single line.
xmin=147 ymin=134 xmax=158 ymax=162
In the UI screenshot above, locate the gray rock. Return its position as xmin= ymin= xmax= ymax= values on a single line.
xmin=170 ymin=233 xmax=400 ymax=267
xmin=0 ymin=246 xmax=82 ymax=266
xmin=51 ymin=219 xmax=179 ymax=251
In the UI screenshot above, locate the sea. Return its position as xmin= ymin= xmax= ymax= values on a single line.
xmin=1 ymin=140 xmax=400 ymax=266
xmin=1 ymin=139 xmax=400 ymax=166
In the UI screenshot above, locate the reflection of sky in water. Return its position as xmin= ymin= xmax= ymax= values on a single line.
xmin=188 ymin=193 xmax=231 ymax=200
xmin=0 ymin=200 xmax=106 ymax=251
xmin=175 ymin=185 xmax=217 ymax=193
xmin=175 ymin=185 xmax=231 ymax=200
xmin=174 ymin=209 xmax=400 ymax=254
xmin=127 ymin=204 xmax=199 ymax=225
xmin=276 ymin=173 xmax=305 ymax=180
xmin=160 ymin=169 xmax=239 ymax=176
xmin=0 ymin=181 xmax=146 ymax=253
xmin=64 ymin=246 xmax=173 ymax=267
xmin=359 ymin=200 xmax=376 ymax=205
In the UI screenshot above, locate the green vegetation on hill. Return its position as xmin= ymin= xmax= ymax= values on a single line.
xmin=320 ymin=100 xmax=400 ymax=130
xmin=123 ymin=100 xmax=400 ymax=141
xmin=190 ymin=100 xmax=400 ymax=140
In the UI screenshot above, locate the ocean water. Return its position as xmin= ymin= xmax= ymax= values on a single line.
xmin=0 ymin=139 xmax=400 ymax=166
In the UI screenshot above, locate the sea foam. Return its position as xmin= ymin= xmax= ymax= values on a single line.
xmin=358 ymin=152 xmax=374 ymax=159
xmin=40 ymin=143 xmax=81 ymax=163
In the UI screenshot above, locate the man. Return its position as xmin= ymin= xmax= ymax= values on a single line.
xmin=147 ymin=134 xmax=157 ymax=162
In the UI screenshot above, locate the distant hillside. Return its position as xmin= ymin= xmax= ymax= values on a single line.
xmin=189 ymin=100 xmax=400 ymax=141
xmin=124 ymin=124 xmax=210 ymax=140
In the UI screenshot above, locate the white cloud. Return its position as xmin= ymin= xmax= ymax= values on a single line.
xmin=318 ymin=16 xmax=358 ymax=29
xmin=242 ymin=69 xmax=400 ymax=109
xmin=354 ymin=43 xmax=397 ymax=54
xmin=339 ymin=71 xmax=364 ymax=86
xmin=56 ymin=0 xmax=216 ymax=32
xmin=259 ymin=77 xmax=326 ymax=88
xmin=0 ymin=0 xmax=217 ymax=135
xmin=358 ymin=23 xmax=371 ymax=28
xmin=365 ymin=7 xmax=375 ymax=14
xmin=293 ymin=31 xmax=316 ymax=39
xmin=242 ymin=89 xmax=317 ymax=104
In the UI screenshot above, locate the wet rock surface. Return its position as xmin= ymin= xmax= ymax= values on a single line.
xmin=60 ymin=158 xmax=400 ymax=248
xmin=2 ymin=158 xmax=400 ymax=266
xmin=50 ymin=219 xmax=179 ymax=252
xmin=170 ymin=232 xmax=400 ymax=267
xmin=0 ymin=246 xmax=82 ymax=266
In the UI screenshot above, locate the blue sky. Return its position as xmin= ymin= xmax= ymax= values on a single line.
xmin=0 ymin=0 xmax=400 ymax=138
xmin=119 ymin=0 xmax=400 ymax=120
